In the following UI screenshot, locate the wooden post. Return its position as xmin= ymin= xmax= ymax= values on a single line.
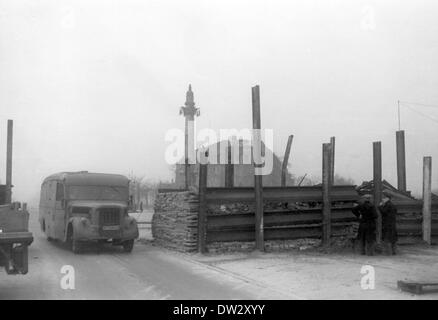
xmin=373 ymin=141 xmax=382 ymax=243
xmin=281 ymin=135 xmax=294 ymax=187
xmin=396 ymin=130 xmax=407 ymax=192
xmin=252 ymin=85 xmax=264 ymax=251
xmin=6 ymin=120 xmax=13 ymax=204
xmin=330 ymin=136 xmax=335 ymax=185
xmin=422 ymin=156 xmax=432 ymax=245
xmin=225 ymin=140 xmax=234 ymax=187
xmin=322 ymin=143 xmax=332 ymax=246
xmin=198 ymin=163 xmax=208 ymax=253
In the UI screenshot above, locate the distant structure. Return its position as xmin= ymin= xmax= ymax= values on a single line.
xmin=175 ymin=140 xmax=294 ymax=188
xmin=175 ymin=86 xmax=294 ymax=188
xmin=179 ymin=85 xmax=200 ymax=189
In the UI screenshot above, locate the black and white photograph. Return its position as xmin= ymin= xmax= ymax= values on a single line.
xmin=0 ymin=0 xmax=438 ymax=305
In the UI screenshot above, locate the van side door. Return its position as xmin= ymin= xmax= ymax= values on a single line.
xmin=54 ymin=182 xmax=66 ymax=240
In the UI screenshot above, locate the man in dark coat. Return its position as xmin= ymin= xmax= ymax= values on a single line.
xmin=352 ymin=195 xmax=378 ymax=255
xmin=378 ymin=193 xmax=398 ymax=255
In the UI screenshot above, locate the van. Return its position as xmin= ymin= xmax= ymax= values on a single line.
xmin=39 ymin=171 xmax=138 ymax=253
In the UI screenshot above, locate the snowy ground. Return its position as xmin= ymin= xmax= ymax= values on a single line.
xmin=1 ymin=208 xmax=285 ymax=300
xmin=133 ymin=209 xmax=438 ymax=300
xmin=188 ymin=245 xmax=438 ymax=300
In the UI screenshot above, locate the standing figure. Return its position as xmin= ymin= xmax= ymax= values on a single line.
xmin=378 ymin=193 xmax=398 ymax=255
xmin=352 ymin=194 xmax=378 ymax=256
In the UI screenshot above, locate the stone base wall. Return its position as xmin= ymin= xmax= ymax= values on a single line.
xmin=152 ymin=191 xmax=199 ymax=252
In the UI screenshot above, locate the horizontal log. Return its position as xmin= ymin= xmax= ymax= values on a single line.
xmin=205 ymin=185 xmax=359 ymax=203
xmin=206 ymin=223 xmax=353 ymax=243
xmin=207 ymin=208 xmax=356 ymax=231
xmin=157 ymin=188 xmax=190 ymax=193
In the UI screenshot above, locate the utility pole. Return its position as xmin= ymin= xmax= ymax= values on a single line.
xmin=252 ymin=85 xmax=264 ymax=251
xmin=422 ymin=156 xmax=432 ymax=245
xmin=330 ymin=136 xmax=335 ymax=185
xmin=396 ymin=130 xmax=407 ymax=192
xmin=322 ymin=143 xmax=332 ymax=246
xmin=373 ymin=141 xmax=382 ymax=243
xmin=225 ymin=140 xmax=234 ymax=187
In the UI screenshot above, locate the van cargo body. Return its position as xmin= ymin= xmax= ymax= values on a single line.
xmin=39 ymin=172 xmax=138 ymax=253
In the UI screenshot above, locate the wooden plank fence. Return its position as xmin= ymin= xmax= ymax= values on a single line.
xmin=206 ymin=207 xmax=358 ymax=243
xmin=197 ymin=174 xmax=360 ymax=250
xmin=394 ymin=200 xmax=438 ymax=239
xmin=195 ymin=181 xmax=438 ymax=251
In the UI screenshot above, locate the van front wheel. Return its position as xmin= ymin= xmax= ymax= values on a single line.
xmin=122 ymin=240 xmax=134 ymax=253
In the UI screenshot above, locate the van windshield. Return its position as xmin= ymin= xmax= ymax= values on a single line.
xmin=68 ymin=185 xmax=128 ymax=201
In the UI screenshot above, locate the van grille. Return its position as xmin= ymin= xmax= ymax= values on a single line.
xmin=99 ymin=208 xmax=120 ymax=226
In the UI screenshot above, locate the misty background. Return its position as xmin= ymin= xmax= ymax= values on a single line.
xmin=1 ymin=0 xmax=438 ymax=206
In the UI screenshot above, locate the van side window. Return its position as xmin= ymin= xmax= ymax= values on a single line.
xmin=56 ymin=183 xmax=64 ymax=201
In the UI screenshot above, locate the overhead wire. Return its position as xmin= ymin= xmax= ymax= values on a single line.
xmin=398 ymin=100 xmax=438 ymax=126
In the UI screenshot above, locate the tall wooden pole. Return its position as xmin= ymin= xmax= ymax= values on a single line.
xmin=281 ymin=135 xmax=294 ymax=187
xmin=198 ymin=163 xmax=208 ymax=253
xmin=322 ymin=143 xmax=332 ymax=246
xmin=252 ymin=85 xmax=264 ymax=251
xmin=373 ymin=141 xmax=382 ymax=243
xmin=396 ymin=130 xmax=407 ymax=192
xmin=422 ymin=156 xmax=432 ymax=245
xmin=225 ymin=140 xmax=234 ymax=187
xmin=330 ymin=136 xmax=335 ymax=185
xmin=6 ymin=120 xmax=13 ymax=204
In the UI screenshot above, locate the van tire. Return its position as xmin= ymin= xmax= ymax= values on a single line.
xmin=66 ymin=224 xmax=81 ymax=254
xmin=122 ymin=240 xmax=134 ymax=253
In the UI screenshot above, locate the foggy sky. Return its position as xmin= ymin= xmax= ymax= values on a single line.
xmin=1 ymin=0 xmax=438 ymax=204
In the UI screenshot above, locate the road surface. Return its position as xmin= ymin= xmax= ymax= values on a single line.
xmin=0 ymin=208 xmax=285 ymax=300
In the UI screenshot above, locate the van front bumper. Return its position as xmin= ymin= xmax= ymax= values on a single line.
xmin=72 ymin=218 xmax=139 ymax=241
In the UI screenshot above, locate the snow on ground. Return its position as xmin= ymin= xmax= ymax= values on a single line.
xmin=137 ymin=209 xmax=438 ymax=299
xmin=190 ymin=245 xmax=438 ymax=299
